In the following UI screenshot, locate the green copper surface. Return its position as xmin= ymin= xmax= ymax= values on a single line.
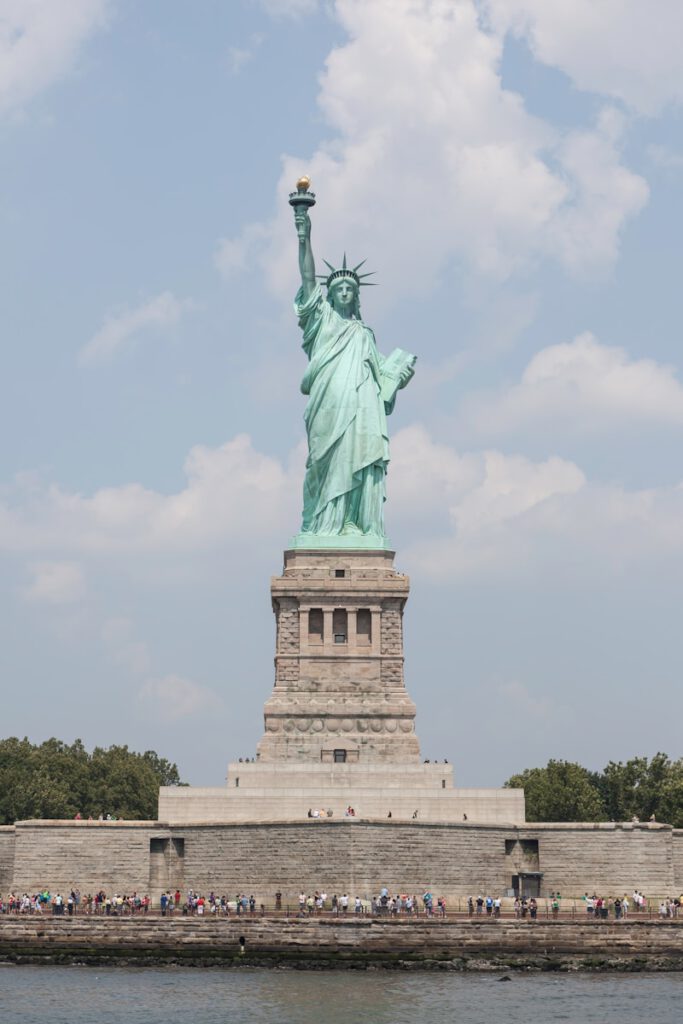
xmin=291 ymin=185 xmax=416 ymax=549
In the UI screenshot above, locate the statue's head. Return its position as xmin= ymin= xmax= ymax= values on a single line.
xmin=318 ymin=254 xmax=375 ymax=320
xmin=328 ymin=276 xmax=360 ymax=318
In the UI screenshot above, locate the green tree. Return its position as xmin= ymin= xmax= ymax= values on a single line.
xmin=504 ymin=759 xmax=606 ymax=822
xmin=0 ymin=737 xmax=184 ymax=824
xmin=598 ymin=753 xmax=683 ymax=827
xmin=657 ymin=761 xmax=683 ymax=829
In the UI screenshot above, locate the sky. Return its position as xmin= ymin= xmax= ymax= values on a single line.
xmin=1 ymin=0 xmax=683 ymax=789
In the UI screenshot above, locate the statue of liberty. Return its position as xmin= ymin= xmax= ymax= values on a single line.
xmin=290 ymin=178 xmax=416 ymax=549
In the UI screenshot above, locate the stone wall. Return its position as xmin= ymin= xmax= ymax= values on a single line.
xmin=4 ymin=819 xmax=682 ymax=902
xmin=176 ymin=820 xmax=512 ymax=899
xmin=672 ymin=830 xmax=683 ymax=891
xmin=175 ymin=820 xmax=680 ymax=902
xmin=519 ymin=823 xmax=675 ymax=897
xmin=0 ymin=826 xmax=16 ymax=892
xmin=10 ymin=821 xmax=162 ymax=896
xmin=1 ymin=916 xmax=683 ymax=968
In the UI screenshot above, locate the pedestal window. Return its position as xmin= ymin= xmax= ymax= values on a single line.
xmin=308 ymin=608 xmax=323 ymax=644
xmin=356 ymin=608 xmax=371 ymax=645
xmin=333 ymin=608 xmax=348 ymax=643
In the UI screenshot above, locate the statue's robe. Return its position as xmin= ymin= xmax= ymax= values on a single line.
xmin=295 ymin=284 xmax=396 ymax=538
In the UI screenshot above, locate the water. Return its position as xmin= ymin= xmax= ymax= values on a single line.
xmin=0 ymin=967 xmax=682 ymax=1024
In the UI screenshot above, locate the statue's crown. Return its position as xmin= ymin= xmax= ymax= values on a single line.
xmin=317 ymin=253 xmax=376 ymax=290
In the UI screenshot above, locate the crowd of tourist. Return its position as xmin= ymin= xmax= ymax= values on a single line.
xmin=580 ymin=890 xmax=680 ymax=920
xmin=292 ymin=888 xmax=446 ymax=916
xmin=0 ymin=890 xmax=152 ymax=915
xmin=1 ymin=887 xmax=681 ymax=919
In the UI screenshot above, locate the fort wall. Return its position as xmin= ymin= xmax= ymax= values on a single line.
xmin=518 ymin=823 xmax=676 ymax=896
xmin=672 ymin=830 xmax=683 ymax=890
xmin=4 ymin=818 xmax=681 ymax=902
xmin=0 ymin=826 xmax=15 ymax=892
xmin=11 ymin=821 xmax=158 ymax=896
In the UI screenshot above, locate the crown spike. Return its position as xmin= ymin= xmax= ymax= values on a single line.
xmin=322 ymin=255 xmax=377 ymax=290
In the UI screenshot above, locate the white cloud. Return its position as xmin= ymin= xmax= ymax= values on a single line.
xmin=545 ymin=108 xmax=649 ymax=276
xmin=227 ymin=33 xmax=263 ymax=75
xmin=259 ymin=0 xmax=318 ymax=16
xmin=101 ymin=616 xmax=152 ymax=676
xmin=484 ymin=0 xmax=683 ymax=116
xmin=463 ymin=333 xmax=683 ymax=437
xmin=3 ymin=426 xmax=683 ymax=592
xmin=22 ymin=559 xmax=85 ymax=604
xmin=228 ymin=46 xmax=252 ymax=75
xmin=392 ymin=425 xmax=683 ymax=582
xmin=451 ymin=450 xmax=585 ymax=535
xmin=79 ymin=291 xmax=193 ymax=366
xmin=498 ymin=680 xmax=571 ymax=723
xmin=138 ymin=674 xmax=222 ymax=721
xmin=0 ymin=0 xmax=109 ymax=117
xmin=391 ymin=425 xmax=584 ymax=535
xmin=390 ymin=425 xmax=481 ymax=513
xmin=220 ymin=0 xmax=647 ymax=300
xmin=0 ymin=434 xmax=300 ymax=554
xmin=648 ymin=144 xmax=683 ymax=172
xmin=215 ymin=223 xmax=269 ymax=278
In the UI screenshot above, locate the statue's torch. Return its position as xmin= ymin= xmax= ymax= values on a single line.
xmin=289 ymin=176 xmax=316 ymax=239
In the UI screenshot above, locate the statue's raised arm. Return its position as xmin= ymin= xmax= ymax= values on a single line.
xmin=289 ymin=176 xmax=316 ymax=302
xmin=288 ymin=178 xmax=416 ymax=551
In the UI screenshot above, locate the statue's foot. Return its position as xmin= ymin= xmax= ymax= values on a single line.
xmin=341 ymin=522 xmax=363 ymax=536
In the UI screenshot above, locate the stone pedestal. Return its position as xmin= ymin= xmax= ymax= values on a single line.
xmin=256 ymin=549 xmax=420 ymax=764
xmin=158 ymin=546 xmax=526 ymax=826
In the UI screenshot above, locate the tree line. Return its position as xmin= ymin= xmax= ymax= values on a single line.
xmin=0 ymin=737 xmax=184 ymax=824
xmin=504 ymin=753 xmax=683 ymax=827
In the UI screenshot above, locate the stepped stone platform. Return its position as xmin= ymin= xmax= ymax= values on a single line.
xmin=159 ymin=765 xmax=524 ymax=824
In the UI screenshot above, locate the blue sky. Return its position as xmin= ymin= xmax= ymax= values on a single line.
xmin=2 ymin=0 xmax=683 ymax=789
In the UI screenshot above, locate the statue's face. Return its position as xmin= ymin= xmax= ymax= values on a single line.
xmin=330 ymin=279 xmax=358 ymax=315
